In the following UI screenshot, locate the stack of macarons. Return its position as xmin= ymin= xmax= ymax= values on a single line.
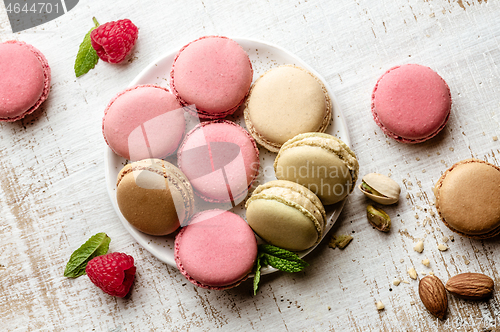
xmin=105 ymin=35 xmax=360 ymax=290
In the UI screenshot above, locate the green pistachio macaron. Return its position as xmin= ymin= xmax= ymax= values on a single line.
xmin=274 ymin=133 xmax=359 ymax=205
xmin=245 ymin=180 xmax=326 ymax=251
xmin=116 ymin=158 xmax=195 ymax=236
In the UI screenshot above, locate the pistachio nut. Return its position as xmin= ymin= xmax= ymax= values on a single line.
xmin=358 ymin=173 xmax=401 ymax=205
xmin=366 ymin=204 xmax=391 ymax=232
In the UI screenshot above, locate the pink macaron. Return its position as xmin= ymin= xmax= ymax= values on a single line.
xmin=177 ymin=120 xmax=260 ymax=204
xmin=0 ymin=41 xmax=51 ymax=122
xmin=103 ymin=84 xmax=186 ymax=161
xmin=170 ymin=36 xmax=253 ymax=119
xmin=174 ymin=209 xmax=258 ymax=290
xmin=371 ymin=64 xmax=451 ymax=143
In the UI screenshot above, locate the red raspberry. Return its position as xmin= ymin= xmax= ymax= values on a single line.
xmin=86 ymin=252 xmax=136 ymax=297
xmin=90 ymin=19 xmax=138 ymax=64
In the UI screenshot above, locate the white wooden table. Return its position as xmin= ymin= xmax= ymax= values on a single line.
xmin=1 ymin=1 xmax=499 ymax=331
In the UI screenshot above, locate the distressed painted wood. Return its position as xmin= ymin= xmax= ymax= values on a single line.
xmin=1 ymin=0 xmax=499 ymax=331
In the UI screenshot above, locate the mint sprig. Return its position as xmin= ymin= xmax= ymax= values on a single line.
xmin=64 ymin=232 xmax=110 ymax=278
xmin=253 ymin=244 xmax=309 ymax=295
xmin=74 ymin=17 xmax=100 ymax=77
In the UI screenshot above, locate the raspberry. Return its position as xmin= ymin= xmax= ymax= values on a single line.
xmin=86 ymin=252 xmax=136 ymax=297
xmin=90 ymin=19 xmax=138 ymax=64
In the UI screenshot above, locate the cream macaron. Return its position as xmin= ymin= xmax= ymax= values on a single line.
xmin=245 ymin=180 xmax=326 ymax=251
xmin=274 ymin=133 xmax=359 ymax=205
xmin=434 ymin=159 xmax=500 ymax=239
xmin=244 ymin=65 xmax=332 ymax=152
xmin=116 ymin=159 xmax=195 ymax=236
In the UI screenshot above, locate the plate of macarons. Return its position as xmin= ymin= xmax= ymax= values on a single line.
xmin=104 ymin=36 xmax=358 ymax=288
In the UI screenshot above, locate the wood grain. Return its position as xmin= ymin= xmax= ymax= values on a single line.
xmin=1 ymin=0 xmax=499 ymax=331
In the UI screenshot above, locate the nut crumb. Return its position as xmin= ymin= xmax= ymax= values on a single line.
xmin=402 ymin=280 xmax=410 ymax=284
xmin=442 ymin=236 xmax=449 ymax=243
xmin=415 ymin=214 xmax=419 ymax=219
xmin=449 ymin=147 xmax=454 ymax=151
xmin=422 ymin=258 xmax=430 ymax=267
xmin=428 ymin=271 xmax=435 ymax=276
xmin=329 ymin=234 xmax=353 ymax=250
xmin=462 ymin=255 xmax=470 ymax=265
xmin=449 ymin=235 xmax=454 ymax=242
xmin=413 ymin=240 xmax=424 ymax=253
xmin=437 ymin=243 xmax=448 ymax=251
xmin=493 ymin=136 xmax=498 ymax=141
xmin=393 ymin=278 xmax=401 ymax=286
xmin=408 ymin=267 xmax=418 ymax=280
xmin=410 ymin=300 xmax=416 ymax=305
xmin=328 ymin=306 xmax=331 ymax=310
xmin=376 ymin=301 xmax=385 ymax=310
xmin=421 ymin=271 xmax=427 ymax=276
xmin=400 ymin=259 xmax=404 ymax=263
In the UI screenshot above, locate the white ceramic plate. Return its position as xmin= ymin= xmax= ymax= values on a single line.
xmin=104 ymin=38 xmax=350 ymax=274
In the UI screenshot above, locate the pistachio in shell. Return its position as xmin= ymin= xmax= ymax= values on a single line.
xmin=366 ymin=205 xmax=391 ymax=232
xmin=358 ymin=173 xmax=400 ymax=205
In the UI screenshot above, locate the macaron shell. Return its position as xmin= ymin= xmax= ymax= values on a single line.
xmin=116 ymin=159 xmax=194 ymax=236
xmin=246 ymin=198 xmax=320 ymax=251
xmin=435 ymin=159 xmax=500 ymax=238
xmin=174 ymin=210 xmax=257 ymax=289
xmin=244 ymin=65 xmax=332 ymax=152
xmin=103 ymin=85 xmax=185 ymax=160
xmin=177 ymin=120 xmax=259 ymax=203
xmin=371 ymin=64 xmax=451 ymax=143
xmin=274 ymin=133 xmax=359 ymax=205
xmin=170 ymin=36 xmax=253 ymax=118
xmin=275 ymin=146 xmax=351 ymax=205
xmin=245 ymin=179 xmax=325 ymax=251
xmin=0 ymin=41 xmax=51 ymax=121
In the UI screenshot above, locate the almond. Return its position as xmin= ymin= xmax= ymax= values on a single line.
xmin=419 ymin=275 xmax=448 ymax=320
xmin=445 ymin=273 xmax=494 ymax=300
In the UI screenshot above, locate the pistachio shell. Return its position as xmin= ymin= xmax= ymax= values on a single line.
xmin=366 ymin=205 xmax=391 ymax=232
xmin=359 ymin=173 xmax=400 ymax=205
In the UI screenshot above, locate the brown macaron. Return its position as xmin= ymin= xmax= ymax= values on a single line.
xmin=116 ymin=159 xmax=195 ymax=236
xmin=434 ymin=159 xmax=500 ymax=239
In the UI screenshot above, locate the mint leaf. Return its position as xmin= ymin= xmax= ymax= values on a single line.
xmin=252 ymin=245 xmax=309 ymax=295
xmin=261 ymin=253 xmax=308 ymax=272
xmin=258 ymin=244 xmax=309 ymax=272
xmin=253 ymin=253 xmax=263 ymax=295
xmin=64 ymin=232 xmax=110 ymax=278
xmin=74 ymin=17 xmax=100 ymax=77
